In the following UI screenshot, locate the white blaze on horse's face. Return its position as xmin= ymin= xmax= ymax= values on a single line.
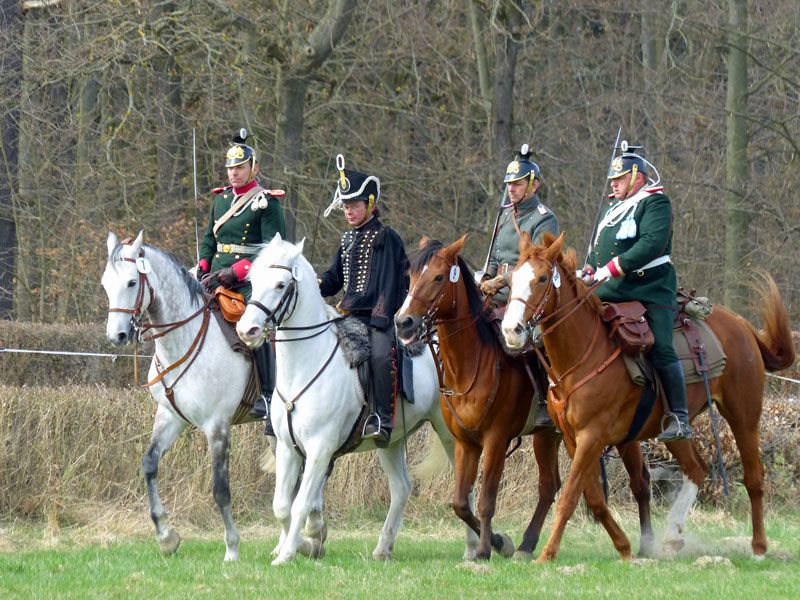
xmin=502 ymin=261 xmax=535 ymax=349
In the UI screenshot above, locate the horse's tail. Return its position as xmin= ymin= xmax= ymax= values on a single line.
xmin=411 ymin=431 xmax=450 ymax=483
xmin=746 ymin=272 xmax=796 ymax=372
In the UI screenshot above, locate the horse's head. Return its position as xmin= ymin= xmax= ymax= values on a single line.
xmin=395 ymin=234 xmax=468 ymax=344
xmin=501 ymin=231 xmax=569 ymax=349
xmin=237 ymin=233 xmax=307 ymax=347
xmin=102 ymin=230 xmax=152 ymax=346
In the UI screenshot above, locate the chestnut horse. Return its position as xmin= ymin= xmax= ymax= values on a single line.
xmin=502 ymin=232 xmax=796 ymax=562
xmin=395 ymin=236 xmax=656 ymax=560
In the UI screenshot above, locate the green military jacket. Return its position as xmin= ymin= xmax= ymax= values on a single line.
xmin=199 ymin=183 xmax=286 ymax=299
xmin=590 ymin=187 xmax=677 ymax=309
xmin=487 ymin=195 xmax=559 ymax=305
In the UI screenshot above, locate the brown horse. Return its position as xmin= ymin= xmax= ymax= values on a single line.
xmin=395 ymin=235 xmax=655 ymax=560
xmin=502 ymin=232 xmax=796 ymax=562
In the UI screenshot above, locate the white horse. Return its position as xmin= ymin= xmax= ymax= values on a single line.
xmin=236 ymin=234 xmax=475 ymax=565
xmin=102 ymin=231 xmax=251 ymax=562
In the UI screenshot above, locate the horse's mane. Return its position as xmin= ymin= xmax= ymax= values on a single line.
xmin=411 ymin=240 xmax=498 ymax=349
xmin=110 ymin=242 xmax=204 ymax=306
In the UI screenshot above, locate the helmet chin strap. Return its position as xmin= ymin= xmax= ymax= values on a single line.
xmin=525 ymin=175 xmax=535 ymax=198
xmin=625 ymin=165 xmax=639 ymax=197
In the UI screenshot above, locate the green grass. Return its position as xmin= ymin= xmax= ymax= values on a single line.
xmin=1 ymin=512 xmax=799 ymax=599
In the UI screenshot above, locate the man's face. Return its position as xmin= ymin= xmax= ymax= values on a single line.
xmin=226 ymin=162 xmax=256 ymax=188
xmin=507 ymin=177 xmax=539 ymax=204
xmin=343 ymin=200 xmax=369 ymax=227
xmin=609 ymin=172 xmax=644 ymax=199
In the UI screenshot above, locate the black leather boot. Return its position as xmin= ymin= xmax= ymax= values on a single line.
xmin=533 ymin=396 xmax=554 ymax=429
xmin=250 ymin=343 xmax=276 ymax=436
xmin=656 ymin=361 xmax=692 ymax=441
xmin=363 ymin=328 xmax=393 ymax=448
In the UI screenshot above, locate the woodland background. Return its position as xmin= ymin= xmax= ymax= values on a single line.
xmin=0 ymin=0 xmax=798 ymax=326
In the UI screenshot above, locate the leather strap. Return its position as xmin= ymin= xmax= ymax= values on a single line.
xmin=212 ymin=186 xmax=262 ymax=236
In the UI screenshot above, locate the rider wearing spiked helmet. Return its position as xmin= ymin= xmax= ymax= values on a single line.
xmin=197 ymin=128 xmax=287 ymax=426
xmin=319 ymin=154 xmax=410 ymax=448
xmin=479 ymin=144 xmax=559 ymax=429
xmin=587 ymin=141 xmax=692 ymax=441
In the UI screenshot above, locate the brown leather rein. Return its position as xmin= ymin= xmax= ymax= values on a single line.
xmin=107 ymin=246 xmax=213 ymax=423
xmin=507 ymin=262 xmax=620 ymax=445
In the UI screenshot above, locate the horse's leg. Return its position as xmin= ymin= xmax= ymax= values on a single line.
xmin=142 ymin=406 xmax=187 ymax=555
xmin=515 ymin=428 xmax=562 ymax=559
xmin=662 ymin=440 xmax=706 ymax=554
xmin=617 ymin=441 xmax=654 ymax=557
xmin=272 ymin=440 xmax=303 ymax=558
xmin=717 ymin=400 xmax=767 ymax=557
xmin=582 ymin=466 xmax=633 ymax=561
xmin=451 ymin=440 xmax=484 ymax=556
xmin=475 ymin=436 xmax=515 ymax=560
xmin=372 ymin=443 xmax=412 ymax=560
xmin=537 ymin=432 xmax=631 ymax=563
xmin=206 ymin=421 xmax=239 ymax=561
xmin=273 ymin=446 xmax=330 ymax=565
xmin=429 ymin=415 xmax=479 ymax=559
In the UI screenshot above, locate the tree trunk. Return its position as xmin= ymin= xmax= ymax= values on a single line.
xmin=723 ymin=0 xmax=750 ymax=313
xmin=491 ymin=0 xmax=524 ymax=166
xmin=0 ymin=0 xmax=21 ymax=319
xmin=274 ymin=0 xmax=357 ymax=241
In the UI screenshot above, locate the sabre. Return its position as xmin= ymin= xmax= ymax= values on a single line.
xmin=480 ymin=183 xmax=508 ymax=278
xmin=583 ymin=127 xmax=622 ymax=267
xmin=192 ymin=128 xmax=200 ymax=264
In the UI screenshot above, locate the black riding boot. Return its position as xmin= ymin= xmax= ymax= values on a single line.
xmin=363 ymin=328 xmax=394 ymax=448
xmin=250 ymin=343 xmax=276 ymax=436
xmin=656 ymin=361 xmax=692 ymax=441
xmin=530 ymin=354 xmax=554 ymax=429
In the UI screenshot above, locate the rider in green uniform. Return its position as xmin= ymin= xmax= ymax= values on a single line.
xmin=197 ymin=129 xmax=286 ymax=431
xmin=587 ymin=142 xmax=692 ymax=441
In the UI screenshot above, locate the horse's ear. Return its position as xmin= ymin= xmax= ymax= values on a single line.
xmin=272 ymin=232 xmax=283 ymax=244
xmin=294 ymin=237 xmax=306 ymax=254
xmin=107 ymin=231 xmax=119 ymax=257
xmin=518 ymin=231 xmax=533 ymax=254
xmin=130 ymin=230 xmax=144 ymax=256
xmin=444 ymin=234 xmax=468 ymax=259
xmin=543 ymin=232 xmax=566 ymax=261
xmin=418 ymin=235 xmax=432 ymax=250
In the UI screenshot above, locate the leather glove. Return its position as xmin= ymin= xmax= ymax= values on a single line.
xmin=200 ymin=271 xmax=218 ymax=290
xmin=479 ymin=275 xmax=506 ymax=297
xmin=195 ymin=264 xmax=209 ymax=280
xmin=215 ymin=267 xmax=238 ymax=288
xmin=592 ymin=265 xmax=612 ymax=283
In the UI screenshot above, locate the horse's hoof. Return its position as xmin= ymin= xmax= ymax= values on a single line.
xmin=271 ymin=543 xmax=281 ymax=557
xmin=638 ymin=536 xmax=655 ymax=558
xmin=496 ymin=533 xmax=515 ymax=558
xmin=271 ymin=552 xmax=294 ymax=566
xmin=224 ymin=549 xmax=240 ymax=562
xmin=319 ymin=523 xmax=328 ymax=544
xmin=463 ymin=548 xmax=477 ymax=561
xmin=372 ymin=548 xmax=393 ymax=561
xmin=662 ymin=538 xmax=685 ymax=556
xmin=513 ymin=550 xmax=533 ymax=561
xmin=308 ymin=539 xmax=325 ymax=560
xmin=158 ymin=528 xmax=181 ymax=555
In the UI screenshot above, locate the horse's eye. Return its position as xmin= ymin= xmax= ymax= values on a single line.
xmin=127 ymin=279 xmax=137 ymax=288
xmin=434 ymin=274 xmax=444 ymax=282
xmin=276 ymin=282 xmax=285 ymax=290
xmin=538 ymin=275 xmax=548 ymax=283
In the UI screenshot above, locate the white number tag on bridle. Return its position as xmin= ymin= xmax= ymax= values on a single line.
xmin=449 ymin=265 xmax=461 ymax=282
xmin=135 ymin=257 xmax=151 ymax=274
xmin=552 ymin=268 xmax=561 ymax=289
xmin=291 ymin=264 xmax=302 ymax=281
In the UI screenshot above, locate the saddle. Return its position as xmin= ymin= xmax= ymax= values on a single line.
xmin=208 ymin=300 xmax=262 ymax=425
xmin=619 ymin=290 xmax=727 ymax=387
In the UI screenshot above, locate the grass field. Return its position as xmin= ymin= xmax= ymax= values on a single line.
xmin=1 ymin=509 xmax=798 ymax=599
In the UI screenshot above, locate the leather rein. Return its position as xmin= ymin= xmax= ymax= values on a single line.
xmin=107 ymin=246 xmax=212 ymax=423
xmin=246 ymin=263 xmax=346 ymax=458
xmin=407 ymin=259 xmax=503 ymax=438
xmin=508 ymin=262 xmax=619 ymax=444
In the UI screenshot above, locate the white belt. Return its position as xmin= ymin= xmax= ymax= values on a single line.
xmin=633 ymin=255 xmax=671 ymax=276
xmin=217 ymin=243 xmax=258 ymax=255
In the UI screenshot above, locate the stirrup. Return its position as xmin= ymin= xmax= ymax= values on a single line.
xmin=658 ymin=413 xmax=692 ymax=442
xmin=362 ymin=413 xmax=382 ymax=438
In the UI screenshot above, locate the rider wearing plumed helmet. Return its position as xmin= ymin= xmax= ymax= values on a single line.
xmin=589 ymin=141 xmax=692 ymax=441
xmin=197 ymin=128 xmax=287 ymax=428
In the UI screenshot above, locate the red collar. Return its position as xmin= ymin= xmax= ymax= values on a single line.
xmin=233 ymin=180 xmax=259 ymax=195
